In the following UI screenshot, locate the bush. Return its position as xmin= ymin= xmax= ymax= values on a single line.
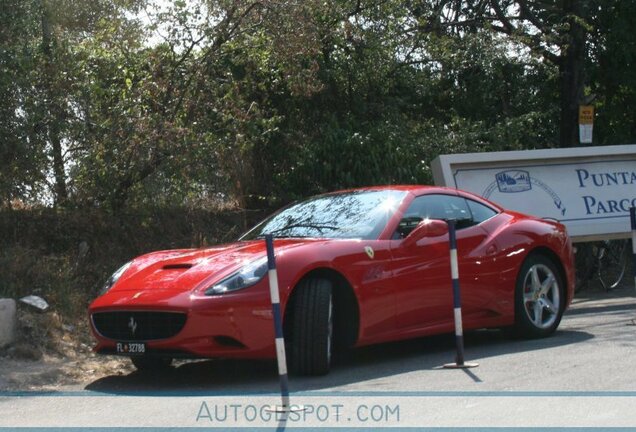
xmin=0 ymin=208 xmax=265 ymax=318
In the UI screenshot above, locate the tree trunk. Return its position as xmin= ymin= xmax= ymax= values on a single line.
xmin=558 ymin=0 xmax=587 ymax=148
xmin=41 ymin=0 xmax=68 ymax=204
xmin=48 ymin=120 xmax=68 ymax=204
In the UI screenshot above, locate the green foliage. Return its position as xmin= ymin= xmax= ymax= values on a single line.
xmin=588 ymin=0 xmax=636 ymax=144
xmin=0 ymin=0 xmax=633 ymax=210
xmin=0 ymin=0 xmax=48 ymax=206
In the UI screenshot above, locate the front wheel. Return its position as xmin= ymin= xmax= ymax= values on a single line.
xmin=287 ymin=278 xmax=333 ymax=376
xmin=514 ymin=255 xmax=565 ymax=338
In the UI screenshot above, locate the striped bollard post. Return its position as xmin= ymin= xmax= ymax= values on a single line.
xmin=443 ymin=220 xmax=478 ymax=369
xmin=631 ymin=207 xmax=636 ymax=289
xmin=264 ymin=234 xmax=304 ymax=413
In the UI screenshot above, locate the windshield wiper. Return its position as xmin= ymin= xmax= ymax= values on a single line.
xmin=254 ymin=234 xmax=312 ymax=239
xmin=253 ymin=222 xmax=339 ymax=240
xmin=270 ymin=222 xmax=337 ymax=234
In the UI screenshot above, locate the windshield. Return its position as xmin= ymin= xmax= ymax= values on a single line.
xmin=240 ymin=190 xmax=408 ymax=240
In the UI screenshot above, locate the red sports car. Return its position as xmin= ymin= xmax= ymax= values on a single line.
xmin=89 ymin=186 xmax=575 ymax=375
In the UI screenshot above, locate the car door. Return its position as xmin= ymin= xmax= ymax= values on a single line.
xmin=389 ymin=194 xmax=490 ymax=330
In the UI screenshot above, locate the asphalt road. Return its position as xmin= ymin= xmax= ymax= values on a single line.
xmin=1 ymin=287 xmax=636 ymax=429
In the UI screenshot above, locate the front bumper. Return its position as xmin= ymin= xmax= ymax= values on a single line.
xmin=89 ymin=283 xmax=277 ymax=359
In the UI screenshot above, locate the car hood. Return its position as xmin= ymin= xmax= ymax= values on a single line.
xmin=110 ymin=239 xmax=324 ymax=293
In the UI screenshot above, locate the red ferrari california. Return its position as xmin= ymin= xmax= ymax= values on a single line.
xmin=89 ymin=186 xmax=575 ymax=375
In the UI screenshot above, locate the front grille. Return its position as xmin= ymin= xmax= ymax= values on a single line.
xmin=92 ymin=311 xmax=187 ymax=341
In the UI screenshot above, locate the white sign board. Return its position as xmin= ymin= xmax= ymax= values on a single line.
xmin=431 ymin=144 xmax=636 ymax=242
xmin=579 ymin=124 xmax=593 ymax=144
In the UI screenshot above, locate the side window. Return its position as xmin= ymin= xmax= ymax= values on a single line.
xmin=465 ymin=199 xmax=498 ymax=224
xmin=395 ymin=194 xmax=471 ymax=238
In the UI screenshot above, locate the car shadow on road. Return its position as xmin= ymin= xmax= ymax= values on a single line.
xmin=84 ymin=328 xmax=593 ymax=395
xmin=566 ymin=301 xmax=636 ymax=316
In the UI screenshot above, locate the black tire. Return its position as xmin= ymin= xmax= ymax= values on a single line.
xmin=514 ymin=254 xmax=565 ymax=338
xmin=287 ymin=278 xmax=333 ymax=376
xmin=130 ymin=356 xmax=173 ymax=371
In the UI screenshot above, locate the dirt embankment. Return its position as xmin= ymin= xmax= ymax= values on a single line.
xmin=0 ymin=306 xmax=131 ymax=391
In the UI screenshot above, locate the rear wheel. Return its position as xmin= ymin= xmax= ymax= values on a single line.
xmin=130 ymin=356 xmax=173 ymax=371
xmin=514 ymin=254 xmax=564 ymax=338
xmin=287 ymin=278 xmax=333 ymax=376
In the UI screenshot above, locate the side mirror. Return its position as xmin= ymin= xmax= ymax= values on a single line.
xmin=401 ymin=219 xmax=448 ymax=248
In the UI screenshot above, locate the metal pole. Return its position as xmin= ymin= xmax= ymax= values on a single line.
xmin=264 ymin=235 xmax=304 ymax=414
xmin=443 ymin=220 xmax=478 ymax=369
xmin=265 ymin=234 xmax=290 ymax=409
xmin=630 ymin=207 xmax=636 ymax=289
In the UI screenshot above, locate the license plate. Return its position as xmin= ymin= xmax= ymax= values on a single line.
xmin=116 ymin=342 xmax=146 ymax=355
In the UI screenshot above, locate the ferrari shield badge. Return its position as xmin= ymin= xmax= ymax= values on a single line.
xmin=364 ymin=246 xmax=375 ymax=259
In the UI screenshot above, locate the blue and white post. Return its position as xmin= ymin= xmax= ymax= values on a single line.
xmin=443 ymin=220 xmax=478 ymax=369
xmin=264 ymin=234 xmax=303 ymax=413
xmin=631 ymin=207 xmax=636 ymax=289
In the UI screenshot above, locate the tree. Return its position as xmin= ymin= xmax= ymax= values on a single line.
xmin=587 ymin=1 xmax=636 ymax=145
xmin=406 ymin=0 xmax=592 ymax=148
xmin=0 ymin=0 xmax=48 ymax=207
xmin=1 ymin=0 xmax=633 ymax=210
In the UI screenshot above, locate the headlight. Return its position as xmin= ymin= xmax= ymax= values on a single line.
xmin=99 ymin=261 xmax=132 ymax=296
xmin=205 ymin=256 xmax=268 ymax=295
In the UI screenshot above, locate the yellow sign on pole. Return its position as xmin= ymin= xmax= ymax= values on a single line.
xmin=579 ymin=105 xmax=594 ymax=144
xmin=579 ymin=105 xmax=594 ymax=125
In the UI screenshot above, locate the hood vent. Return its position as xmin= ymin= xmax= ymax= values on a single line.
xmin=162 ymin=263 xmax=193 ymax=270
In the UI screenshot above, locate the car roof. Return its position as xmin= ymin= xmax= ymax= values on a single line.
xmin=330 ymin=185 xmax=455 ymax=195
xmin=327 ymin=185 xmax=504 ymax=211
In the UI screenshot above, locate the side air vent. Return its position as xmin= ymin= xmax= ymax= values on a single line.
xmin=162 ymin=263 xmax=193 ymax=270
xmin=214 ymin=336 xmax=246 ymax=349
